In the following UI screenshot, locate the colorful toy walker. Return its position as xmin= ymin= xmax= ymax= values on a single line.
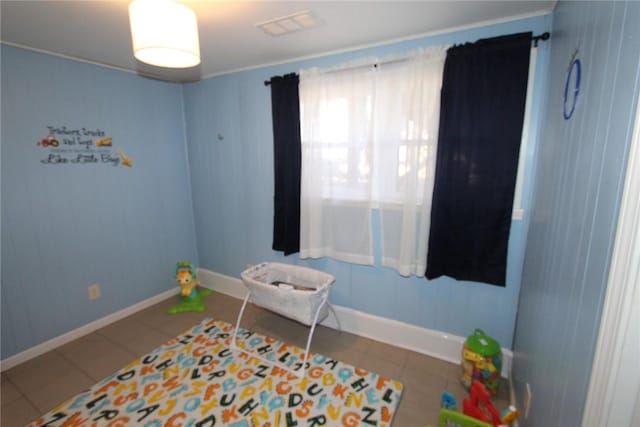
xmin=435 ymin=383 xmax=518 ymax=427
xmin=167 ymin=261 xmax=213 ymax=314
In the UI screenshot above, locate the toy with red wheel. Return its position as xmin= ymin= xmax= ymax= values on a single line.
xmin=37 ymin=135 xmax=59 ymax=147
xmin=463 ymin=381 xmax=501 ymax=426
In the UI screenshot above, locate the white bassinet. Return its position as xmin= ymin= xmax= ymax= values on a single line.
xmin=231 ymin=262 xmax=339 ymax=377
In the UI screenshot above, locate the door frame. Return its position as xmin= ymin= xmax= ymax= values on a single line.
xmin=581 ymin=86 xmax=640 ymax=426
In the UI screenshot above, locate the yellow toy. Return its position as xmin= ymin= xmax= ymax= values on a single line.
xmin=501 ymin=406 xmax=519 ymax=425
xmin=168 ymin=261 xmax=213 ymax=314
xmin=176 ymin=268 xmax=198 ymax=297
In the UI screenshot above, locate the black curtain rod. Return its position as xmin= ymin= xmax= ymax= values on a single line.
xmin=264 ymin=31 xmax=551 ymax=86
xmin=532 ymin=31 xmax=550 ymax=48
xmin=264 ymin=72 xmax=297 ymax=87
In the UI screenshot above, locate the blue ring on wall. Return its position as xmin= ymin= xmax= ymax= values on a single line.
xmin=563 ymin=58 xmax=581 ymax=120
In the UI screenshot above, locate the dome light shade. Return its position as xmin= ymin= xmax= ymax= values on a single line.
xmin=129 ymin=0 xmax=200 ymax=68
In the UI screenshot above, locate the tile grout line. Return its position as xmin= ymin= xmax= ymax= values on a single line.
xmin=54 ymin=346 xmax=116 ymax=384
xmin=1 ymin=375 xmax=29 ymax=406
xmin=4 ymin=295 xmax=509 ymax=427
xmin=3 ymin=372 xmax=44 ymax=418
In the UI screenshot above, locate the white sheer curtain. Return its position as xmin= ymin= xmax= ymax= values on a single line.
xmin=299 ymin=61 xmax=376 ymax=265
xmin=299 ymin=46 xmax=447 ymax=275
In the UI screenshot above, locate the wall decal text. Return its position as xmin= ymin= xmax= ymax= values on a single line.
xmin=37 ymin=125 xmax=133 ymax=167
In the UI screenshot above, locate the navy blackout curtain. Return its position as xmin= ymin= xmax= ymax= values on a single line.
xmin=426 ymin=32 xmax=533 ymax=286
xmin=270 ymin=73 xmax=301 ymax=255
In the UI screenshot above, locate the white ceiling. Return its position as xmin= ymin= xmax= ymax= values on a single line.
xmin=1 ymin=1 xmax=555 ymax=82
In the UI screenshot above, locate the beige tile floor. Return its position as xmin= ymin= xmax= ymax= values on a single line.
xmin=1 ymin=292 xmax=511 ymax=427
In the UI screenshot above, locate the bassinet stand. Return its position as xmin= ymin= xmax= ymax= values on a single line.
xmin=230 ymin=263 xmax=340 ymax=379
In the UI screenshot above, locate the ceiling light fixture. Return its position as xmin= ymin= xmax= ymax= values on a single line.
xmin=128 ymin=0 xmax=200 ymax=68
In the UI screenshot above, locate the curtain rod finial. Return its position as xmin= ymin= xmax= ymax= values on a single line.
xmin=533 ymin=31 xmax=550 ymax=47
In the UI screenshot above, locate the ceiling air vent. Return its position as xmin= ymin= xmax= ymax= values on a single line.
xmin=256 ymin=10 xmax=320 ymax=36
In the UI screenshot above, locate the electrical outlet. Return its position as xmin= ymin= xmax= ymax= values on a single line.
xmin=524 ymin=382 xmax=532 ymax=419
xmin=88 ymin=283 xmax=101 ymax=300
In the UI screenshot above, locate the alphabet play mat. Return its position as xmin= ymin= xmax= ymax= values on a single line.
xmin=27 ymin=318 xmax=404 ymax=426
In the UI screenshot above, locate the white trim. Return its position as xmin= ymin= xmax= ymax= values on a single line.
xmin=201 ymin=11 xmax=552 ymax=80
xmin=198 ymin=268 xmax=513 ymax=378
xmin=1 ymin=41 xmax=137 ymax=76
xmin=0 ymin=41 xmax=185 ymax=82
xmin=199 ymin=268 xmax=247 ymax=299
xmin=510 ymin=374 xmax=520 ymax=427
xmin=1 ymin=267 xmax=516 ymax=377
xmin=582 ymin=87 xmax=640 ymax=426
xmin=0 ymin=288 xmax=177 ymax=371
xmin=3 ymin=11 xmax=552 ymax=83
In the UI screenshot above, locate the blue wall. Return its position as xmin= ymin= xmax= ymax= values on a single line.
xmin=1 ymin=14 xmax=555 ymax=361
xmin=183 ymin=15 xmax=552 ymax=349
xmin=1 ymin=46 xmax=198 ymax=359
xmin=512 ymin=1 xmax=640 ymax=426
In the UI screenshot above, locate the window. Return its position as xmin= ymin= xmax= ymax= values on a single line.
xmin=299 ymin=46 xmax=448 ymax=276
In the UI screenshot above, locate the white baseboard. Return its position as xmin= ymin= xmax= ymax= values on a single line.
xmin=198 ymin=268 xmax=513 ymax=377
xmin=0 ymin=288 xmax=177 ymax=372
xmin=510 ymin=375 xmax=519 ymax=427
xmin=3 ymin=269 xmax=514 ymax=378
